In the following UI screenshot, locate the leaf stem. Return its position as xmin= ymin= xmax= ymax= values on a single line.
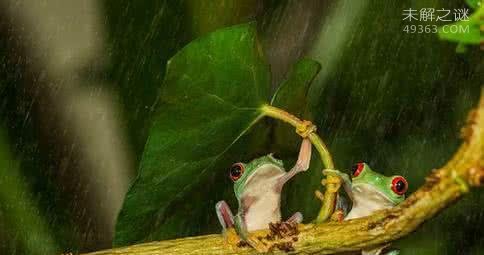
xmin=260 ymin=104 xmax=339 ymax=223
xmin=260 ymin=104 xmax=334 ymax=169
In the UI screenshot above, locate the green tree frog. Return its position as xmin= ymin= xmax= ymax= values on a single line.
xmin=326 ymin=162 xmax=408 ymax=255
xmin=215 ymin=139 xmax=312 ymax=252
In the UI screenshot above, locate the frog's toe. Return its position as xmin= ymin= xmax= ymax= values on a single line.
xmin=321 ymin=178 xmax=342 ymax=193
xmin=223 ymin=228 xmax=241 ymax=245
xmin=314 ymin=190 xmax=325 ymax=201
xmin=246 ymin=236 xmax=270 ymax=253
xmin=321 ymin=178 xmax=341 ymax=186
xmin=295 ymin=120 xmax=317 ymax=138
xmin=330 ymin=209 xmax=345 ymax=222
xmin=287 ymin=212 xmax=303 ymax=224
xmin=253 ymin=244 xmax=270 ymax=253
xmin=383 ymin=249 xmax=400 ymax=255
xmin=322 ymin=169 xmax=347 ymax=179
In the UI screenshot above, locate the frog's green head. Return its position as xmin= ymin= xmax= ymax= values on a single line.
xmin=229 ymin=154 xmax=285 ymax=199
xmin=350 ymin=162 xmax=408 ymax=205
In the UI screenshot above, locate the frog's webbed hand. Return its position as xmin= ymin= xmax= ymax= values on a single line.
xmin=246 ymin=214 xmax=303 ymax=253
xmin=277 ymin=139 xmax=312 ymax=189
xmin=314 ymin=169 xmax=350 ymax=223
xmin=215 ymin=201 xmax=240 ymax=246
xmin=286 ymin=212 xmax=303 ymax=224
xmin=295 ymin=120 xmax=317 ymax=138
xmin=245 ymin=234 xmax=271 ymax=253
xmin=322 ymin=169 xmax=353 ymax=200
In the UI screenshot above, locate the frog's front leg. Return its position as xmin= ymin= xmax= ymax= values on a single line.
xmin=274 ymin=139 xmax=310 ymax=227
xmin=277 ymin=138 xmax=312 ymax=189
xmin=314 ymin=169 xmax=350 ymax=223
xmin=286 ymin=212 xmax=303 ymax=224
xmin=215 ymin=201 xmax=241 ymax=246
xmin=216 ymin=202 xmax=272 ymax=252
xmin=322 ymin=169 xmax=352 ymax=199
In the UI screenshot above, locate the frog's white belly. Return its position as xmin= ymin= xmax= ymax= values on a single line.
xmin=345 ymin=185 xmax=397 ymax=255
xmin=345 ymin=201 xmax=390 ymax=220
xmin=345 ymin=184 xmax=396 ymax=220
xmin=240 ymin=164 xmax=285 ymax=231
xmin=244 ymin=189 xmax=281 ymax=231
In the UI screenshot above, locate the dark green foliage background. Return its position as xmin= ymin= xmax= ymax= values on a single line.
xmin=0 ymin=0 xmax=482 ymax=254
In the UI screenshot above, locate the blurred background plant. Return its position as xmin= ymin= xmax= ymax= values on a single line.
xmin=0 ymin=0 xmax=481 ymax=254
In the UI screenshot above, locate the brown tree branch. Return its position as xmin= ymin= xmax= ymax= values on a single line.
xmin=81 ymin=91 xmax=483 ymax=255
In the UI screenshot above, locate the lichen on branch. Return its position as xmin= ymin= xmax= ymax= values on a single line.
xmin=81 ymin=91 xmax=483 ymax=255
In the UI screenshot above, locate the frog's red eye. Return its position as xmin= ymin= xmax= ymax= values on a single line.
xmin=230 ymin=163 xmax=244 ymax=181
xmin=391 ymin=176 xmax=408 ymax=195
xmin=351 ymin=162 xmax=365 ymax=177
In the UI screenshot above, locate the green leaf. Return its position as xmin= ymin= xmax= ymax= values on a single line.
xmin=271 ymin=58 xmax=321 ymax=118
xmin=269 ymin=59 xmax=328 ymax=220
xmin=105 ymin=0 xmax=261 ymax=159
xmin=270 ymin=58 xmax=321 ymax=156
xmin=114 ymin=23 xmax=271 ymax=246
xmin=114 ymin=21 xmax=327 ymax=246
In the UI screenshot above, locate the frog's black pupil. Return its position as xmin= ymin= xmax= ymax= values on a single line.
xmin=351 ymin=164 xmax=358 ymax=175
xmin=395 ymin=180 xmax=405 ymax=192
xmin=231 ymin=165 xmax=242 ymax=177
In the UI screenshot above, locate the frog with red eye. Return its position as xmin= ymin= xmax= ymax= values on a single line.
xmin=215 ymin=139 xmax=312 ymax=252
xmin=325 ymin=162 xmax=408 ymax=255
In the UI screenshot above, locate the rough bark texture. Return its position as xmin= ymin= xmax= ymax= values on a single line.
xmin=81 ymin=91 xmax=483 ymax=255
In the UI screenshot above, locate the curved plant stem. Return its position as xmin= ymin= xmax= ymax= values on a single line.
xmin=78 ymin=91 xmax=483 ymax=255
xmin=260 ymin=104 xmax=339 ymax=222
xmin=314 ymin=173 xmax=342 ymax=223
xmin=260 ymin=104 xmax=334 ymax=169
